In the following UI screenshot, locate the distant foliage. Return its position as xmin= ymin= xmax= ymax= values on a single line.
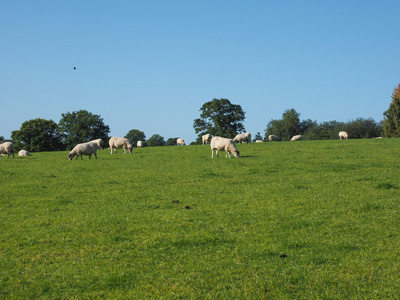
xmin=11 ymin=118 xmax=63 ymax=152
xmin=193 ymin=98 xmax=246 ymax=144
xmin=147 ymin=134 xmax=165 ymax=147
xmin=58 ymin=110 xmax=110 ymax=149
xmin=165 ymin=138 xmax=179 ymax=146
xmin=265 ymin=109 xmax=382 ymax=141
xmin=125 ymin=129 xmax=146 ymax=147
xmin=382 ymin=84 xmax=400 ymax=137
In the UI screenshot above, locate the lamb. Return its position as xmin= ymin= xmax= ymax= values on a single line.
xmin=210 ymin=136 xmax=240 ymax=158
xmin=290 ymin=135 xmax=302 ymax=141
xmin=202 ymin=134 xmax=213 ymax=145
xmin=18 ymin=150 xmax=31 ymax=156
xmin=339 ymin=131 xmax=349 ymax=139
xmin=0 ymin=142 xmax=15 ymax=159
xmin=233 ymin=132 xmax=251 ymax=144
xmin=68 ymin=141 xmax=99 ymax=160
xmin=109 ymin=137 xmax=133 ymax=154
xmin=268 ymin=135 xmax=279 ymax=141
xmin=90 ymin=139 xmax=105 ymax=149
xmin=177 ymin=138 xmax=185 ymax=145
xmin=137 ymin=141 xmax=143 ymax=147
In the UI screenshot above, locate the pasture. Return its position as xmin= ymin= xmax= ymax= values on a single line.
xmin=1 ymin=139 xmax=399 ymax=299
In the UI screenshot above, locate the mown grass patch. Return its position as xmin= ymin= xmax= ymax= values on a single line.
xmin=1 ymin=139 xmax=400 ymax=298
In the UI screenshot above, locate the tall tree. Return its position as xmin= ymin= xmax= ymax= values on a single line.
xmin=147 ymin=134 xmax=165 ymax=147
xmin=193 ymin=98 xmax=245 ymax=143
xmin=58 ymin=110 xmax=110 ymax=149
xmin=125 ymin=129 xmax=146 ymax=147
xmin=383 ymin=84 xmax=400 ymax=137
xmin=11 ymin=118 xmax=63 ymax=152
xmin=265 ymin=108 xmax=301 ymax=141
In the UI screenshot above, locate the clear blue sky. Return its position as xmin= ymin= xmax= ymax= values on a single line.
xmin=1 ymin=1 xmax=399 ymax=143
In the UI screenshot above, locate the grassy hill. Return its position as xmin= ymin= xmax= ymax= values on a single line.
xmin=1 ymin=139 xmax=399 ymax=298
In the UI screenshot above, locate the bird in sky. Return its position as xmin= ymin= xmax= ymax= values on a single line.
xmin=73 ymin=66 xmax=76 ymax=70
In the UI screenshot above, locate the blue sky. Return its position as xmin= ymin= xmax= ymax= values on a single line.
xmin=1 ymin=1 xmax=399 ymax=143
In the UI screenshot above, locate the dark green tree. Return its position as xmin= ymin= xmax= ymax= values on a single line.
xmin=165 ymin=137 xmax=179 ymax=146
xmin=253 ymin=132 xmax=263 ymax=142
xmin=147 ymin=134 xmax=165 ymax=147
xmin=382 ymin=84 xmax=400 ymax=137
xmin=11 ymin=118 xmax=63 ymax=152
xmin=125 ymin=129 xmax=146 ymax=147
xmin=265 ymin=109 xmax=301 ymax=141
xmin=58 ymin=110 xmax=110 ymax=149
xmin=193 ymin=98 xmax=245 ymax=144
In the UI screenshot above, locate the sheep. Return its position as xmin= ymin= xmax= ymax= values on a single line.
xmin=68 ymin=141 xmax=99 ymax=160
xmin=109 ymin=137 xmax=133 ymax=154
xmin=255 ymin=140 xmax=264 ymax=143
xmin=0 ymin=142 xmax=15 ymax=159
xmin=18 ymin=150 xmax=31 ymax=156
xmin=137 ymin=141 xmax=143 ymax=147
xmin=339 ymin=131 xmax=349 ymax=139
xmin=177 ymin=138 xmax=185 ymax=145
xmin=90 ymin=139 xmax=105 ymax=149
xmin=290 ymin=135 xmax=302 ymax=141
xmin=233 ymin=132 xmax=251 ymax=144
xmin=268 ymin=135 xmax=279 ymax=141
xmin=202 ymin=134 xmax=213 ymax=145
xmin=210 ymin=136 xmax=240 ymax=158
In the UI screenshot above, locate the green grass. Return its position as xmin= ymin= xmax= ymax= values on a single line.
xmin=1 ymin=139 xmax=400 ymax=299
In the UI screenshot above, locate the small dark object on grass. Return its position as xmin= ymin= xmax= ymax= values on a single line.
xmin=172 ymin=200 xmax=180 ymax=204
xmin=280 ymin=254 xmax=288 ymax=258
xmin=182 ymin=205 xmax=190 ymax=209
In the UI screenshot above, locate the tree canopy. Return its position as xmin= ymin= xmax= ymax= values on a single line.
xmin=193 ymin=98 xmax=245 ymax=143
xmin=147 ymin=134 xmax=165 ymax=147
xmin=11 ymin=118 xmax=63 ymax=152
xmin=125 ymin=129 xmax=146 ymax=147
xmin=58 ymin=110 xmax=110 ymax=149
xmin=382 ymin=84 xmax=400 ymax=137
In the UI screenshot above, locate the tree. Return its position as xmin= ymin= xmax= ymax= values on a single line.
xmin=382 ymin=84 xmax=400 ymax=137
xmin=125 ymin=129 xmax=146 ymax=147
xmin=165 ymin=138 xmax=179 ymax=146
xmin=11 ymin=118 xmax=63 ymax=152
xmin=147 ymin=134 xmax=165 ymax=147
xmin=253 ymin=132 xmax=263 ymax=142
xmin=265 ymin=109 xmax=301 ymax=141
xmin=58 ymin=110 xmax=110 ymax=149
xmin=193 ymin=98 xmax=246 ymax=144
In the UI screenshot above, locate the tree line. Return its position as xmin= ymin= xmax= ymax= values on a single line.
xmin=3 ymin=84 xmax=400 ymax=151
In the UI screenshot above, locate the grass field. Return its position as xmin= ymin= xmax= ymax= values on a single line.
xmin=1 ymin=139 xmax=400 ymax=299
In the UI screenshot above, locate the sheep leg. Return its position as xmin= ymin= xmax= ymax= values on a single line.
xmin=94 ymin=152 xmax=97 ymax=159
xmin=88 ymin=154 xmax=92 ymax=160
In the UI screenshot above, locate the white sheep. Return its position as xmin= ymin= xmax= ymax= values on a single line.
xmin=290 ymin=135 xmax=302 ymax=141
xmin=210 ymin=136 xmax=240 ymax=158
xmin=109 ymin=137 xmax=133 ymax=154
xmin=177 ymin=138 xmax=185 ymax=145
xmin=68 ymin=141 xmax=99 ymax=160
xmin=268 ymin=135 xmax=279 ymax=141
xmin=339 ymin=131 xmax=349 ymax=139
xmin=0 ymin=142 xmax=15 ymax=159
xmin=90 ymin=139 xmax=105 ymax=149
xmin=202 ymin=134 xmax=213 ymax=145
xmin=18 ymin=150 xmax=31 ymax=156
xmin=233 ymin=132 xmax=251 ymax=144
xmin=255 ymin=140 xmax=264 ymax=143
xmin=137 ymin=141 xmax=143 ymax=147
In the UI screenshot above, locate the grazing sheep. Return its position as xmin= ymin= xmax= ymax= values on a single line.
xmin=68 ymin=141 xmax=99 ymax=160
xmin=137 ymin=141 xmax=143 ymax=147
xmin=339 ymin=131 xmax=349 ymax=139
xmin=290 ymin=135 xmax=302 ymax=141
xmin=0 ymin=142 xmax=15 ymax=159
xmin=268 ymin=135 xmax=279 ymax=141
xmin=255 ymin=140 xmax=264 ymax=143
xmin=233 ymin=132 xmax=251 ymax=144
xmin=109 ymin=137 xmax=133 ymax=154
xmin=177 ymin=138 xmax=185 ymax=145
xmin=91 ymin=139 xmax=105 ymax=149
xmin=210 ymin=136 xmax=240 ymax=158
xmin=202 ymin=134 xmax=213 ymax=145
xmin=18 ymin=150 xmax=31 ymax=156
